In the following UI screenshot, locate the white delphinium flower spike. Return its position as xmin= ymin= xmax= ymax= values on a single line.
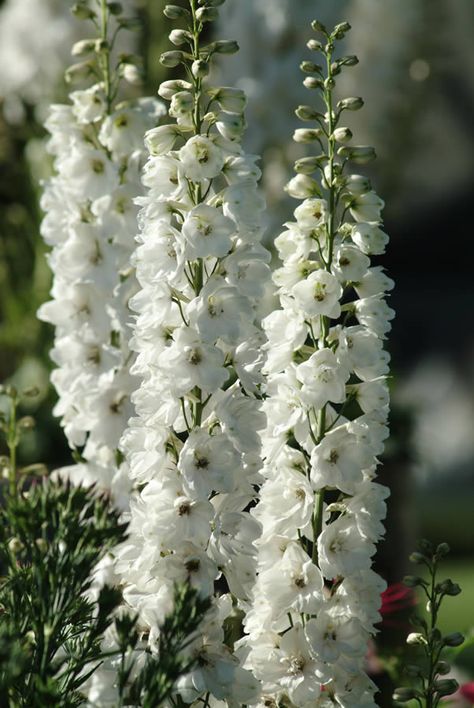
xmin=38 ymin=1 xmax=165 ymax=510
xmin=243 ymin=19 xmax=393 ymax=707
xmin=117 ymin=1 xmax=271 ymax=705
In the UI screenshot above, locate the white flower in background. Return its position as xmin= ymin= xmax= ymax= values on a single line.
xmin=117 ymin=1 xmax=271 ymax=704
xmin=243 ymin=20 xmax=392 ymax=707
xmin=0 ymin=0 xmax=136 ymax=122
xmin=38 ymin=5 xmax=166 ymax=508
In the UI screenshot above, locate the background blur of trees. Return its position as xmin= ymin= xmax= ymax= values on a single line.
xmin=0 ymin=0 xmax=472 ymax=629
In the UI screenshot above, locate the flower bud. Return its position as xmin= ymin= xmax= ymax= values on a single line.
xmin=332 ymin=21 xmax=351 ymax=39
xmin=338 ymin=96 xmax=364 ymax=111
xmin=303 ymin=76 xmax=324 ymax=90
xmin=338 ymin=145 xmax=376 ymax=164
xmin=437 ymin=579 xmax=461 ymax=596
xmin=434 ymin=679 xmax=459 ymax=697
xmin=332 ymin=127 xmax=352 ymax=143
xmin=311 ymin=19 xmax=327 ymax=34
xmin=435 ymin=661 xmax=451 ymax=675
xmin=409 ymin=551 xmax=426 ymax=564
xmin=393 ymin=688 xmax=421 ymax=703
xmin=122 ymin=63 xmax=142 ymax=84
xmin=198 ymin=0 xmax=225 ymax=5
xmin=338 ymin=55 xmax=359 ymax=67
xmin=160 ymin=51 xmax=185 ymax=68
xmin=163 ymin=4 xmax=190 ymax=19
xmin=192 ymin=60 xmax=209 ymax=78
xmin=158 ymin=79 xmax=193 ymax=100
xmin=442 ymin=632 xmax=464 ymax=647
xmin=300 ymin=61 xmax=322 ymax=74
xmin=293 ymin=128 xmax=323 ymax=143
xmin=72 ymin=3 xmax=96 ymax=20
xmin=196 ymin=7 xmax=219 ymax=22
xmin=71 ymin=39 xmax=97 ymax=57
xmin=295 ymin=105 xmax=322 ymax=121
xmin=406 ymin=632 xmax=427 ymax=645
xmin=145 ymin=125 xmax=181 ymax=155
xmin=418 ymin=539 xmax=434 ymax=555
xmin=404 ymin=664 xmax=424 ymax=678
xmin=307 ymin=39 xmax=323 ymax=51
xmin=212 ymin=39 xmax=239 ymax=54
xmin=107 ymin=2 xmax=123 ymax=15
xmin=435 ymin=542 xmax=450 ymax=557
xmin=285 ymin=175 xmax=321 ymax=199
xmin=65 ymin=61 xmax=94 ymax=84
xmin=345 ymin=174 xmax=371 ymax=195
xmin=294 ymin=156 xmax=324 ymax=174
xmin=169 ymin=29 xmax=192 ymax=46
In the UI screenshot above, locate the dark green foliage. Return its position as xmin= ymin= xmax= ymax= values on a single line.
xmin=0 ymin=480 xmax=127 ymax=706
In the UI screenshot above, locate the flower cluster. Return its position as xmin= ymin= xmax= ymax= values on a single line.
xmin=38 ymin=1 xmax=165 ymax=508
xmin=241 ymin=20 xmax=394 ymax=707
xmin=116 ymin=1 xmax=271 ymax=703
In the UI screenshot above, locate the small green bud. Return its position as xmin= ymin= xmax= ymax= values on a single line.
xmin=160 ymin=51 xmax=185 ymax=68
xmin=163 ymin=4 xmax=190 ymax=19
xmin=434 ymin=679 xmax=459 ymax=697
xmin=169 ymin=29 xmax=192 ymax=46
xmin=443 ymin=632 xmax=464 ymax=647
xmin=332 ymin=21 xmax=351 ymax=39
xmin=293 ymin=128 xmax=323 ymax=143
xmin=338 ymin=96 xmax=364 ymax=111
xmin=408 ymin=551 xmax=426 ymax=564
xmin=294 ymin=156 xmax=324 ymax=175
xmin=418 ymin=539 xmax=434 ymax=555
xmin=107 ymin=2 xmax=123 ymax=15
xmin=429 ymin=628 xmax=442 ymax=643
xmin=211 ymin=39 xmax=239 ymax=54
xmin=338 ymin=55 xmax=359 ymax=67
xmin=303 ymin=76 xmax=324 ymax=90
xmin=404 ymin=664 xmax=424 ymax=678
xmin=437 ymin=579 xmax=462 ymax=596
xmin=338 ymin=145 xmax=376 ymax=164
xmin=118 ymin=17 xmax=141 ymax=30
xmin=435 ymin=542 xmax=450 ymax=557
xmin=196 ymin=7 xmax=219 ymax=22
xmin=311 ymin=19 xmax=328 ymax=34
xmin=300 ymin=61 xmax=323 ymax=74
xmin=198 ymin=0 xmax=225 ymax=5
xmin=393 ymin=687 xmax=421 ymax=703
xmin=192 ymin=60 xmax=209 ymax=78
xmin=435 ymin=661 xmax=451 ymax=675
xmin=72 ymin=3 xmax=96 ymax=20
xmin=295 ymin=105 xmax=322 ymax=121
xmin=307 ymin=39 xmax=323 ymax=51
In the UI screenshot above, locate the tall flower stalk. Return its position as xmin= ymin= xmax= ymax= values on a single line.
xmin=38 ymin=0 xmax=164 ymax=507
xmin=243 ymin=19 xmax=394 ymax=707
xmin=116 ymin=0 xmax=271 ymax=704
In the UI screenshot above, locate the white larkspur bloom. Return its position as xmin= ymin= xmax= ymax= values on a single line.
xmin=118 ymin=4 xmax=271 ymax=704
xmin=39 ymin=44 xmax=166 ymax=507
xmin=243 ymin=19 xmax=392 ymax=707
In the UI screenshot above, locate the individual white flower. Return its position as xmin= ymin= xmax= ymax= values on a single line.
xmin=305 ymin=610 xmax=368 ymax=665
xmin=291 ymin=270 xmax=342 ymax=318
xmin=348 ymin=191 xmax=384 ymax=222
xmin=310 ymin=425 xmax=375 ymax=494
xmin=296 ymin=349 xmax=348 ymax=410
xmin=182 ymin=203 xmax=235 ymax=258
xmin=179 ymin=135 xmax=226 ymax=180
xmin=178 ymin=429 xmax=241 ymax=499
xmin=354 ymin=295 xmax=395 ymax=336
xmin=317 ymin=516 xmax=375 ymax=579
xmin=294 ymin=198 xmax=328 ymax=230
xmin=333 ymin=244 xmax=370 ymax=282
xmin=189 ymin=281 xmax=254 ymax=344
xmin=351 ymin=222 xmax=389 ymax=255
xmin=70 ymin=85 xmax=106 ymax=124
